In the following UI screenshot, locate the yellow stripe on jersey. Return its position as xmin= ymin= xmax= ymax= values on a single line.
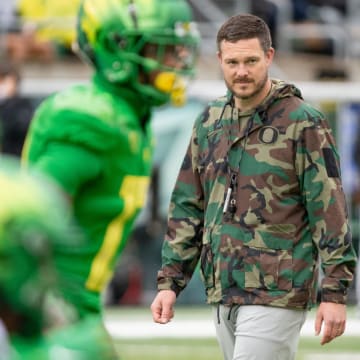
xmin=85 ymin=175 xmax=150 ymax=292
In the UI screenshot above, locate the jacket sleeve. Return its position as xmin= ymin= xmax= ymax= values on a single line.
xmin=157 ymin=121 xmax=205 ymax=296
xmin=296 ymin=111 xmax=357 ymax=304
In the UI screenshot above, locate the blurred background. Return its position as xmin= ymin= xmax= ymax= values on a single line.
xmin=1 ymin=0 xmax=360 ymax=309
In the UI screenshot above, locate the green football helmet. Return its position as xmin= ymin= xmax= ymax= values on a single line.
xmin=0 ymin=158 xmax=78 ymax=336
xmin=75 ymin=0 xmax=200 ymax=106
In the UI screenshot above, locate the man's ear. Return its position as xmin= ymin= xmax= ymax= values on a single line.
xmin=266 ymin=47 xmax=275 ymax=65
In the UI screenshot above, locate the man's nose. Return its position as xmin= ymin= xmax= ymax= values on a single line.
xmin=235 ymin=63 xmax=249 ymax=77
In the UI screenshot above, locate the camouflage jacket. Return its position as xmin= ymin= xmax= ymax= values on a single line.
xmin=157 ymin=80 xmax=357 ymax=309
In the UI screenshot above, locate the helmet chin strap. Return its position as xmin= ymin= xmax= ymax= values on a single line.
xmin=154 ymin=72 xmax=187 ymax=107
xmin=140 ymin=58 xmax=187 ymax=106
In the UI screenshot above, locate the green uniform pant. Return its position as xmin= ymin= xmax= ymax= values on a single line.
xmin=212 ymin=305 xmax=307 ymax=360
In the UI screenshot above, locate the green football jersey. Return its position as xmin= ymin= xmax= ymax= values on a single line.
xmin=22 ymin=74 xmax=154 ymax=315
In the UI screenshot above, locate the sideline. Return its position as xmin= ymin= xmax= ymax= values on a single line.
xmin=105 ymin=316 xmax=360 ymax=339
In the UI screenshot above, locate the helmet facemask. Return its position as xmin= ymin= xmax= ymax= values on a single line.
xmin=75 ymin=0 xmax=200 ymax=106
xmin=135 ymin=37 xmax=199 ymax=106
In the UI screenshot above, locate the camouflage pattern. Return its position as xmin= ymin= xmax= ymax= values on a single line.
xmin=157 ymin=79 xmax=357 ymax=309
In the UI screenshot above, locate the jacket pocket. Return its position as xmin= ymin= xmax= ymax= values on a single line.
xmin=200 ymin=243 xmax=215 ymax=290
xmin=232 ymin=246 xmax=293 ymax=291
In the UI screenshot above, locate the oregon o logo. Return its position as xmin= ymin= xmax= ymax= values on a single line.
xmin=258 ymin=126 xmax=279 ymax=144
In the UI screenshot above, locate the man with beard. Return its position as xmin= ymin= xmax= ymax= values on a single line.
xmin=151 ymin=13 xmax=357 ymax=360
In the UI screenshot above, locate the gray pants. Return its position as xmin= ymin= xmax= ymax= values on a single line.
xmin=357 ymin=261 xmax=360 ymax=309
xmin=212 ymin=305 xmax=307 ymax=360
xmin=0 ymin=320 xmax=9 ymax=360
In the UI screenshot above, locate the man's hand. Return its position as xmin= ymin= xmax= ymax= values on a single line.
xmin=315 ymin=302 xmax=346 ymax=345
xmin=150 ymin=290 xmax=177 ymax=324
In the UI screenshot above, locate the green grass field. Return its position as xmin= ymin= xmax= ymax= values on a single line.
xmin=107 ymin=306 xmax=360 ymax=360
xmin=113 ymin=337 xmax=360 ymax=360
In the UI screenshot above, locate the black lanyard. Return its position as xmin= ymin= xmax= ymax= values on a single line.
xmin=223 ymin=111 xmax=254 ymax=216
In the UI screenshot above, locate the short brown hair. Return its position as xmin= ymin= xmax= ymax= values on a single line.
xmin=216 ymin=14 xmax=272 ymax=53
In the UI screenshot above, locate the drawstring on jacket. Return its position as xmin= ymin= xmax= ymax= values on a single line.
xmin=227 ymin=304 xmax=235 ymax=321
xmin=216 ymin=303 xmax=237 ymax=324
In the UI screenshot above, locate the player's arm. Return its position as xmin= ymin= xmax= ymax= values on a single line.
xmin=30 ymin=141 xmax=102 ymax=198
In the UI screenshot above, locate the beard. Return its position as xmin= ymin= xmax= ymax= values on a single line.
xmin=225 ymin=73 xmax=268 ymax=101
